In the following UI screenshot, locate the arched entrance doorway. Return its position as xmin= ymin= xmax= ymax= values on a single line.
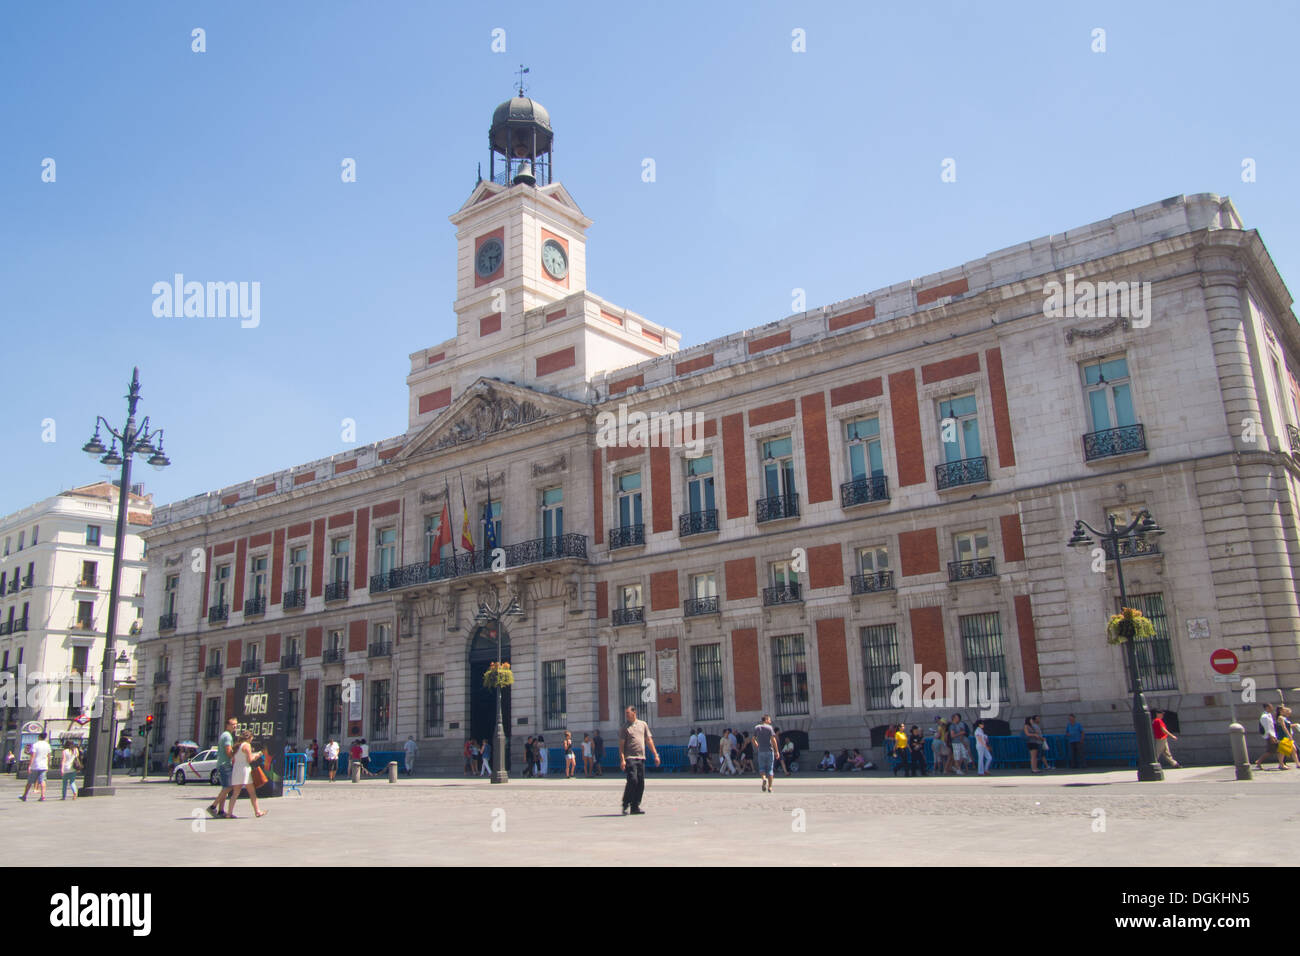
xmin=467 ymin=624 xmax=511 ymax=769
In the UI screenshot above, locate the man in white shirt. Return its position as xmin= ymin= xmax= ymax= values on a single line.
xmin=325 ymin=739 xmax=340 ymax=782
xmin=1255 ymin=703 xmax=1280 ymax=770
xmin=687 ymin=729 xmax=700 ymax=773
xmin=403 ymin=735 xmax=418 ymax=776
xmin=20 ymin=733 xmax=52 ymax=802
xmin=695 ymin=729 xmax=711 ymax=772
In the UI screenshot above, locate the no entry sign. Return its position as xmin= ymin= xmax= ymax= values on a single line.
xmin=1210 ymin=648 xmax=1239 ymax=675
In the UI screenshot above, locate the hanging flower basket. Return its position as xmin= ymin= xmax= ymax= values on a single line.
xmin=1106 ymin=607 xmax=1155 ymax=645
xmin=482 ymin=661 xmax=514 ymax=689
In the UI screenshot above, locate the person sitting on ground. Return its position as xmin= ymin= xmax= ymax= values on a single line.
xmin=780 ymin=737 xmax=797 ymax=775
xmin=836 ymin=748 xmax=853 ymax=772
xmin=818 ymin=750 xmax=836 ymax=771
xmin=850 ymin=749 xmax=867 ymax=771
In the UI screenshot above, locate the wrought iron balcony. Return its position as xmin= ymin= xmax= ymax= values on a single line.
xmin=850 ymin=570 xmax=894 ymax=594
xmin=841 ymin=475 xmax=890 ymax=508
xmin=21 ymin=574 xmax=33 ymax=589
xmin=282 ymin=588 xmax=307 ymax=610
xmin=158 ymin=612 xmax=177 ymax=631
xmin=1082 ymin=424 xmax=1146 ymax=461
xmin=368 ymin=642 xmax=392 ymax=658
xmin=324 ymin=581 xmax=349 ymax=602
xmin=204 ymin=664 xmax=223 ymax=679
xmin=370 ymin=534 xmax=589 ymax=594
xmin=75 ymin=576 xmax=97 ymax=589
xmin=1099 ymin=537 xmax=1162 ymax=561
xmin=14 ymin=616 xmax=29 ymax=633
xmin=208 ymin=604 xmax=229 ymax=624
xmin=762 ymin=583 xmax=802 ymax=606
xmin=153 ymin=671 xmax=169 ymax=685
xmin=70 ymin=620 xmax=94 ymax=632
xmin=8 ymin=579 xmax=20 ymax=594
xmin=756 ymin=493 xmax=800 ymax=523
xmin=323 ymin=648 xmax=344 ymax=664
xmin=679 ymin=509 xmax=719 ymax=536
xmin=609 ymin=524 xmax=645 ymax=550
xmin=935 ymin=457 xmax=989 ymax=490
xmin=612 ymin=606 xmax=645 ymax=626
xmin=240 ymin=659 xmax=260 ymax=675
xmin=244 ymin=596 xmax=266 ymax=616
xmin=0 ymin=621 xmax=9 ymax=636
xmin=948 ymin=558 xmax=997 ymax=582
xmin=280 ymin=654 xmax=301 ymax=669
xmin=683 ymin=596 xmax=720 ymax=617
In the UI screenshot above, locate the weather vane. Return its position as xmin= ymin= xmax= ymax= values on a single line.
xmin=515 ymin=64 xmax=529 ymax=96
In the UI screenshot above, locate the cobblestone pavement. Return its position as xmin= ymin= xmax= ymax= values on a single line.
xmin=3 ymin=766 xmax=1292 ymax=866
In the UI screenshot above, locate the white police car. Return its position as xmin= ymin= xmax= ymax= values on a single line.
xmin=173 ymin=748 xmax=221 ymax=785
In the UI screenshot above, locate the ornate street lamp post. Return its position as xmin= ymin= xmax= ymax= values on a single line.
xmin=1067 ymin=508 xmax=1166 ymax=782
xmin=475 ymin=593 xmax=521 ymax=784
xmin=78 ymin=368 xmax=171 ymax=796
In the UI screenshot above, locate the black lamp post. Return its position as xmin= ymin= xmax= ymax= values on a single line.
xmin=1067 ymin=508 xmax=1166 ymax=782
xmin=475 ymin=593 xmax=522 ymax=784
xmin=78 ymin=368 xmax=171 ymax=796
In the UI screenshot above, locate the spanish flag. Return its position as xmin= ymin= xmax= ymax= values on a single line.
xmin=459 ymin=475 xmax=475 ymax=552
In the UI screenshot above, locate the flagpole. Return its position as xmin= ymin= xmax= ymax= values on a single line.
xmin=445 ymin=476 xmax=457 ymax=564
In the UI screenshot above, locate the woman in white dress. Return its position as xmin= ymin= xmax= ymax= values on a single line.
xmin=228 ymin=731 xmax=268 ymax=818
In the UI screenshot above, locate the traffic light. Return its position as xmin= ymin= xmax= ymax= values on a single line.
xmin=144 ymin=714 xmax=154 ymax=736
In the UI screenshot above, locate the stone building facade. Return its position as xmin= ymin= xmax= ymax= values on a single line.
xmin=138 ymin=99 xmax=1300 ymax=768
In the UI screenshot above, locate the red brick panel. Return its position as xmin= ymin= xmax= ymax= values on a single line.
xmin=193 ymin=692 xmax=202 ymax=740
xmin=1000 ymin=513 xmax=1025 ymax=564
xmin=233 ymin=538 xmax=248 ymax=609
xmin=302 ymin=678 xmax=319 ymax=740
xmin=225 ymin=688 xmax=236 ymax=723
xmin=264 ymin=633 xmax=281 ymax=663
xmin=642 ymin=328 xmax=662 ymax=344
xmin=675 ymin=353 xmax=714 ymax=376
xmin=371 ymin=501 xmax=400 ymax=519
xmin=334 ymin=459 xmax=357 ymax=475
xmin=220 ymin=493 xmax=240 ymax=507
xmin=748 ymin=399 xmax=796 ymax=427
xmin=226 ymin=639 xmax=242 ymax=667
xmin=249 ymin=532 xmax=272 ymax=549
xmin=606 ymin=444 xmax=644 ymax=463
xmin=748 ymin=330 xmax=791 ymax=355
xmin=655 ymin=636 xmax=681 ymax=718
xmin=591 ymin=450 xmax=604 ymax=545
xmin=888 ymin=369 xmax=927 ymax=487
xmin=378 ymin=446 xmax=402 ymax=461
xmin=800 ymin=392 xmax=833 ymax=504
xmin=909 ymin=606 xmax=948 ymax=674
xmin=546 ymin=309 xmax=566 ymax=323
xmin=270 ymin=528 xmax=285 ymax=603
xmin=595 ymin=581 xmax=608 ymax=620
xmin=600 ymin=310 xmax=622 ymax=327
xmin=305 ymin=626 xmax=323 ymax=659
xmin=916 ymin=277 xmax=969 ymax=306
xmin=293 ymin=471 xmax=316 ymax=486
xmin=479 ymin=313 xmax=502 ymax=336
xmin=829 ymin=305 xmax=875 ymax=332
xmin=201 ymin=547 xmax=212 ymax=617
xmin=609 ymin=374 xmax=644 ymax=395
xmin=1015 ymin=595 xmax=1042 ymax=693
xmin=732 ymin=629 xmax=762 ymax=712
xmin=985 ymin=347 xmax=1017 ymax=468
xmin=650 ymin=570 xmax=679 ymax=611
xmin=807 ymin=543 xmax=843 ymax=589
xmin=426 ymin=351 xmax=445 ymax=365
xmin=288 ymin=522 xmax=311 ymax=539
xmin=214 ymin=542 xmax=235 ymax=557
xmin=816 ymin=618 xmax=850 ymax=706
xmin=899 ymin=528 xmax=940 ymax=577
xmin=354 ymin=507 xmax=370 ymax=590
xmin=921 ymin=352 xmax=980 ymax=384
xmin=721 ymin=413 xmax=749 ymax=519
xmin=597 ymin=646 xmax=609 ymax=722
xmin=348 ymin=620 xmax=367 ymax=653
xmin=650 ymin=446 xmax=672 ymax=534
xmin=310 ymin=519 xmax=326 ymax=597
xmin=830 ymin=378 xmax=883 ymax=407
xmin=536 ymin=346 xmax=576 ymax=377
xmin=328 ymin=512 xmax=353 ymax=529
xmin=725 ymin=557 xmax=757 ymax=600
xmin=704 ymin=419 xmax=718 ymax=439
xmin=256 ymin=483 xmax=277 ymax=496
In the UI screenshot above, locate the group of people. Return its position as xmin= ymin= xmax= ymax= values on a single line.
xmin=204 ymin=717 xmax=269 ymax=819
xmin=685 ymin=727 xmax=799 ymax=776
xmin=1255 ymin=702 xmax=1300 ymax=771
xmin=17 ymin=733 xmax=84 ymax=802
xmin=887 ymin=714 xmax=990 ymax=776
xmin=521 ymin=731 xmax=606 ymax=778
xmin=815 ymin=749 xmax=875 ymax=771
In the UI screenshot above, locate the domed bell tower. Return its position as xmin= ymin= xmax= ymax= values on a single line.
xmin=488 ymin=92 xmax=553 ymax=187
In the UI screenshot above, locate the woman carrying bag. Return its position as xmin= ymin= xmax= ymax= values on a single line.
xmin=227 ymin=731 xmax=268 ymax=818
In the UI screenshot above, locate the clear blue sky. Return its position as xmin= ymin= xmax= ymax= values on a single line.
xmin=1 ymin=1 xmax=1296 ymax=516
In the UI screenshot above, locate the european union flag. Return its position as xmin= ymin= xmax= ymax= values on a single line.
xmin=484 ymin=504 xmax=498 ymax=550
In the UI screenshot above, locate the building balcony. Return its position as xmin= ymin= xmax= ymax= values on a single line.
xmin=13 ymin=617 xmax=27 ymax=633
xmin=208 ymin=604 xmax=229 ymax=624
xmin=158 ymin=612 xmax=177 ymax=632
xmin=280 ymin=654 xmax=301 ymax=670
xmin=756 ymin=493 xmax=800 ymax=523
xmin=21 ymin=575 xmax=33 ymax=589
xmin=153 ymin=671 xmax=169 ymax=686
xmin=7 ymin=579 xmax=20 ymax=594
xmin=850 ymin=570 xmax=894 ymax=594
xmin=324 ymin=582 xmax=349 ymax=603
xmin=935 ymin=456 xmax=989 ymax=490
xmin=1099 ymin=537 xmax=1162 ymax=561
xmin=204 ymin=664 xmax=223 ymax=679
xmin=678 ymin=509 xmax=719 ymax=537
xmin=609 ymin=524 xmax=645 ymax=550
xmin=0 ymin=621 xmax=9 ymax=636
xmin=74 ymin=576 xmax=98 ymax=590
xmin=840 ymin=475 xmax=890 ymax=508
xmin=323 ymin=648 xmax=344 ymax=664
xmin=370 ymin=534 xmax=589 ymax=594
xmin=244 ymin=596 xmax=267 ymax=617
xmin=683 ymin=596 xmax=720 ymax=617
xmin=762 ymin=583 xmax=802 ymax=606
xmin=368 ymin=642 xmax=392 ymax=658
xmin=282 ymin=588 xmax=307 ymax=610
xmin=612 ymin=606 xmax=645 ymax=626
xmin=70 ymin=620 xmax=94 ymax=632
xmin=948 ymin=558 xmax=997 ymax=582
xmin=240 ymin=659 xmax=260 ymax=675
xmin=1082 ymin=424 xmax=1146 ymax=461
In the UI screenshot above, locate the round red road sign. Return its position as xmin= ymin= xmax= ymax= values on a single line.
xmin=1210 ymin=648 xmax=1239 ymax=675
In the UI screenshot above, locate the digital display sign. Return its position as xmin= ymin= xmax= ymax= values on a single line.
xmin=233 ymin=673 xmax=288 ymax=798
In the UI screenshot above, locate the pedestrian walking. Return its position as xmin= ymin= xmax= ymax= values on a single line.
xmin=582 ymin=733 xmax=594 ymax=776
xmin=1064 ymin=715 xmax=1086 ymax=769
xmin=60 ymin=740 xmax=82 ymax=800
xmin=753 ymin=714 xmax=779 ymax=792
xmin=325 ymin=738 xmax=340 ymax=781
xmin=537 ymin=736 xmax=548 ymax=776
xmin=1151 ymin=711 xmax=1181 ymax=768
xmin=480 ymin=739 xmax=492 ymax=777
xmin=404 ymin=735 xmax=418 ymax=776
xmin=1255 ymin=703 xmax=1280 ymax=770
xmin=1276 ymin=705 xmax=1299 ymax=769
xmin=949 ymin=713 xmax=970 ymax=775
xmin=592 ymin=730 xmax=604 ymax=776
xmin=719 ymin=730 xmax=735 ymax=775
xmin=468 ymin=739 xmax=480 ymax=776
xmin=523 ymin=737 xmax=535 ymax=777
xmin=687 ymin=728 xmax=700 ymax=773
xmin=19 ymin=733 xmax=51 ymax=802
xmin=891 ymin=724 xmax=907 ymax=776
xmin=227 ymin=731 xmax=268 ymax=818
xmin=618 ymin=705 xmax=659 ymax=815
xmin=975 ymin=719 xmax=993 ymax=775
xmin=205 ymin=717 xmax=239 ymax=818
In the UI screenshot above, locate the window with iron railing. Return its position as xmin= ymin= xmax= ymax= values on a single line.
xmin=1117 ymin=593 xmax=1179 ymax=692
xmin=958 ymin=612 xmax=1011 ymax=703
xmin=772 ymin=635 xmax=808 ymax=716
xmin=618 ymin=651 xmax=646 ymax=713
xmin=324 ymin=684 xmax=343 ymax=738
xmin=370 ymin=679 xmax=390 ymax=739
xmin=861 ymin=624 xmax=900 ymax=710
xmin=425 ymin=674 xmax=444 ymax=736
xmin=543 ymin=660 xmax=567 ymax=730
xmin=692 ymin=643 xmax=724 ymax=721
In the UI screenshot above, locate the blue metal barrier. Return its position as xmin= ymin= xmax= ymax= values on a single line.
xmin=284 ymin=753 xmax=306 ymax=795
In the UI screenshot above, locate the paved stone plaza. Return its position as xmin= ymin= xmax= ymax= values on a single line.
xmin=3 ymin=766 xmax=1293 ymax=866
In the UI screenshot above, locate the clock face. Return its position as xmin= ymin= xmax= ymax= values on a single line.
xmin=541 ymin=238 xmax=568 ymax=280
xmin=475 ymin=238 xmax=503 ymax=278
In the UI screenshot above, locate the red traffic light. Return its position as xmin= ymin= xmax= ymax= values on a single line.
xmin=145 ymin=715 xmax=154 ymax=726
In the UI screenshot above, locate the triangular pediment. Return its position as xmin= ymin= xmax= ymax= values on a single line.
xmin=457 ymin=180 xmax=506 ymax=213
xmin=399 ymin=378 xmax=588 ymax=460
